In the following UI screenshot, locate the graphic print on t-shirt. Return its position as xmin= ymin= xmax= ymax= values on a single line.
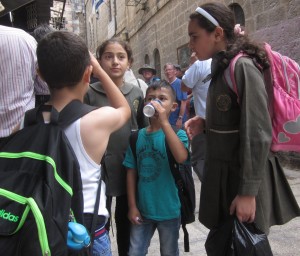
xmin=137 ymin=138 xmax=166 ymax=183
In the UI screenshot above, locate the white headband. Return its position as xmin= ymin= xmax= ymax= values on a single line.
xmin=195 ymin=7 xmax=219 ymax=27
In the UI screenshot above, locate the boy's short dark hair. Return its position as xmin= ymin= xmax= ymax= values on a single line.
xmin=146 ymin=80 xmax=176 ymax=101
xmin=37 ymin=31 xmax=90 ymax=90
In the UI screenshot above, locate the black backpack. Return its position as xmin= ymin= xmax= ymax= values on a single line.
xmin=0 ymin=100 xmax=96 ymax=256
xmin=129 ymin=128 xmax=196 ymax=252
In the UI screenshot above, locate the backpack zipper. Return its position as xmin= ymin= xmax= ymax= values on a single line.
xmin=27 ymin=198 xmax=51 ymax=256
xmin=0 ymin=152 xmax=73 ymax=196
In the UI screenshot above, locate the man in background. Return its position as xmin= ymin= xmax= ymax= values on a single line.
xmin=0 ymin=25 xmax=49 ymax=140
xmin=164 ymin=63 xmax=187 ymax=128
xmin=138 ymin=64 xmax=160 ymax=85
xmin=32 ymin=23 xmax=55 ymax=43
xmin=31 ymin=23 xmax=55 ymax=106
xmin=181 ymin=52 xmax=211 ymax=181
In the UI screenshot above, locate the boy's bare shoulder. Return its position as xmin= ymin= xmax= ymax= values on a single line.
xmin=81 ymin=105 xmax=117 ymax=123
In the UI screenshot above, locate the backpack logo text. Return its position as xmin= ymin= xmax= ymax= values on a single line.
xmin=0 ymin=209 xmax=19 ymax=222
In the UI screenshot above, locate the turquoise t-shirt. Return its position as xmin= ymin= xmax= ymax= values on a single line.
xmin=123 ymin=128 xmax=189 ymax=221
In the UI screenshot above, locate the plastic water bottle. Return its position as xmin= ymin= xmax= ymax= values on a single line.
xmin=67 ymin=222 xmax=90 ymax=250
xmin=143 ymin=100 xmax=161 ymax=117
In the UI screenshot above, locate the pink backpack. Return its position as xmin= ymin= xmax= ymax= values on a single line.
xmin=224 ymin=43 xmax=300 ymax=152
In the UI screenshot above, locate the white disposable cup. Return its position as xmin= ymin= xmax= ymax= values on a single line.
xmin=143 ymin=100 xmax=161 ymax=117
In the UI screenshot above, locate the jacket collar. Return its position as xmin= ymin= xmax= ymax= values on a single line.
xmin=89 ymin=81 xmax=134 ymax=95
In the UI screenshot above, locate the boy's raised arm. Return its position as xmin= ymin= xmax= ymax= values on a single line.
xmin=163 ymin=123 xmax=188 ymax=164
xmin=90 ymin=53 xmax=131 ymax=123
xmin=151 ymin=100 xmax=188 ymax=164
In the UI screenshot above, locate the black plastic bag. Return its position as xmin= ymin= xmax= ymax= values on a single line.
xmin=205 ymin=217 xmax=235 ymax=256
xmin=232 ymin=218 xmax=273 ymax=256
xmin=205 ymin=217 xmax=273 ymax=256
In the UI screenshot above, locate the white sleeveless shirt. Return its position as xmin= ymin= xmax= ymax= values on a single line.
xmin=64 ymin=119 xmax=109 ymax=217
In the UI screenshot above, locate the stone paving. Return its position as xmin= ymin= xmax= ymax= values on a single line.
xmin=110 ymin=168 xmax=300 ymax=255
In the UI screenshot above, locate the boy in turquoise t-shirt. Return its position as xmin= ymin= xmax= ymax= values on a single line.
xmin=123 ymin=80 xmax=189 ymax=256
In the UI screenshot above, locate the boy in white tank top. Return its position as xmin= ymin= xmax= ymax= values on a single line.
xmin=36 ymin=31 xmax=131 ymax=255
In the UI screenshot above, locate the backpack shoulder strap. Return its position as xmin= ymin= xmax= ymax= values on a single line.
xmin=24 ymin=100 xmax=98 ymax=128
xmin=223 ymin=52 xmax=248 ymax=104
xmin=129 ymin=130 xmax=140 ymax=161
xmin=136 ymin=97 xmax=146 ymax=129
xmin=165 ymin=126 xmax=182 ymax=184
xmin=165 ymin=126 xmax=191 ymax=252
xmin=182 ymin=224 xmax=190 ymax=252
xmin=89 ymin=159 xmax=104 ymax=248
xmin=58 ymin=100 xmax=98 ymax=128
xmin=224 ymin=49 xmax=274 ymax=116
xmin=136 ymin=79 xmax=141 ymax=88
xmin=24 ymin=105 xmax=52 ymax=126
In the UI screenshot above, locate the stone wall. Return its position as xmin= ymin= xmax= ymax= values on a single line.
xmin=231 ymin=0 xmax=300 ymax=63
xmin=252 ymin=16 xmax=300 ymax=60
xmin=85 ymin=0 xmax=300 ymax=77
xmin=120 ymin=0 xmax=199 ymax=77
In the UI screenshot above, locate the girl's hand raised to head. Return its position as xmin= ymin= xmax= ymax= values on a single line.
xmin=184 ymin=115 xmax=205 ymax=140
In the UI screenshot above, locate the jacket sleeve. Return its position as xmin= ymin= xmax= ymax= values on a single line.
xmin=234 ymin=58 xmax=272 ymax=196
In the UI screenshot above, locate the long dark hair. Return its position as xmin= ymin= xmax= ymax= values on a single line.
xmin=190 ymin=2 xmax=269 ymax=69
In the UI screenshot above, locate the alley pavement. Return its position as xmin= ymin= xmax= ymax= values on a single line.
xmin=110 ymin=167 xmax=300 ymax=255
